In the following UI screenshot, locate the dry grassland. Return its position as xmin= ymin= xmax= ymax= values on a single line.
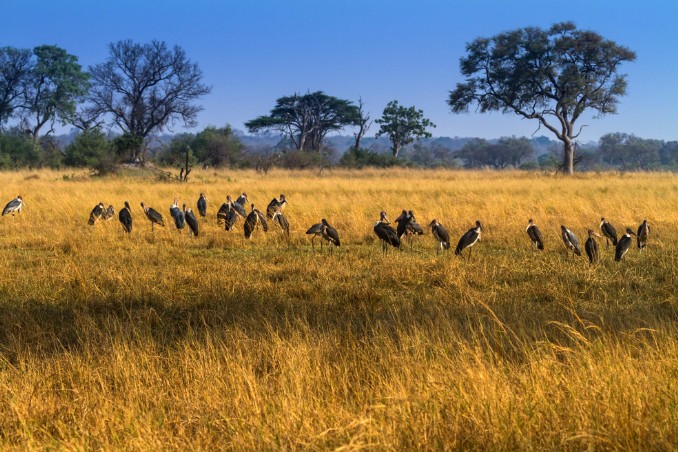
xmin=0 ymin=168 xmax=675 ymax=449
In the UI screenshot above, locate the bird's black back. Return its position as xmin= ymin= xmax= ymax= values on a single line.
xmin=374 ymin=222 xmax=400 ymax=247
xmin=119 ymin=208 xmax=133 ymax=233
xmin=585 ymin=237 xmax=598 ymax=263
xmin=185 ymin=210 xmax=199 ymax=236
xmin=197 ymin=197 xmax=207 ymax=217
xmin=615 ymin=235 xmax=632 ymax=261
xmin=527 ymin=225 xmax=544 ymax=250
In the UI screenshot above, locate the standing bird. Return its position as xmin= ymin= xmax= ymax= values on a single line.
xmin=197 ymin=193 xmax=207 ymax=217
xmin=2 ymin=196 xmax=24 ymax=217
xmin=560 ymin=225 xmax=582 ymax=257
xmin=584 ymin=229 xmax=601 ymax=264
xmin=233 ymin=193 xmax=248 ymax=217
xmin=306 ymin=220 xmax=325 ymax=252
xmin=184 ymin=204 xmax=199 ymax=237
xmin=266 ymin=194 xmax=288 ymax=219
xmin=526 ymin=219 xmax=544 ymax=250
xmin=244 ymin=204 xmax=268 ymax=239
xmin=373 ymin=211 xmax=400 ymax=254
xmin=395 ymin=210 xmax=424 ymax=248
xmin=637 ymin=219 xmax=650 ymax=251
xmin=599 ymin=217 xmax=618 ymax=248
xmin=119 ymin=201 xmax=133 ymax=234
xmin=216 ymin=197 xmax=231 ymax=225
xmin=103 ymin=205 xmax=115 ymax=221
xmin=88 ymin=202 xmax=105 ymax=225
xmin=428 ymin=219 xmax=450 ymax=254
xmin=272 ymin=211 xmax=290 ymax=238
xmin=321 ymin=219 xmax=340 ymax=254
xmin=615 ymin=228 xmax=637 ymax=261
xmin=455 ymin=220 xmax=484 ymax=257
xmin=140 ymin=202 xmax=165 ymax=232
xmin=170 ymin=199 xmax=185 ymax=231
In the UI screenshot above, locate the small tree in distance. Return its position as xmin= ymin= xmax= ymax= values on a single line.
xmin=375 ymin=100 xmax=435 ymax=158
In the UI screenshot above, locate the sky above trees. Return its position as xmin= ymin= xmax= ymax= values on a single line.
xmin=4 ymin=0 xmax=677 ymax=141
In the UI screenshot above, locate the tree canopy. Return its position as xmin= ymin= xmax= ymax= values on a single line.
xmin=448 ymin=22 xmax=635 ymax=174
xmin=245 ymin=91 xmax=360 ymax=152
xmin=375 ymin=100 xmax=435 ymax=158
xmin=88 ymin=40 xmax=211 ymax=161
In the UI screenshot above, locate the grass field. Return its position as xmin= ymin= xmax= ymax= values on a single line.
xmin=0 ymin=168 xmax=676 ymax=450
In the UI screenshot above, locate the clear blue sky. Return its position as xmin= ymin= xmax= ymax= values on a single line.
xmin=4 ymin=0 xmax=678 ymax=142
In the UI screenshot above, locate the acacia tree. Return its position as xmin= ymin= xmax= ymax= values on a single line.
xmin=21 ymin=45 xmax=89 ymax=146
xmin=375 ymin=100 xmax=435 ymax=158
xmin=245 ymin=91 xmax=359 ymax=152
xmin=352 ymin=97 xmax=372 ymax=150
xmin=88 ymin=40 xmax=211 ymax=162
xmin=448 ymin=22 xmax=635 ymax=174
xmin=0 ymin=47 xmax=32 ymax=125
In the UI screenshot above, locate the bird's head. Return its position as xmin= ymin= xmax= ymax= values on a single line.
xmin=321 ymin=218 xmax=328 ymax=225
xmin=601 ymin=217 xmax=606 ymax=222
xmin=560 ymin=225 xmax=567 ymax=231
xmin=476 ymin=220 xmax=484 ymax=232
xmin=528 ymin=219 xmax=534 ymax=225
xmin=124 ymin=201 xmax=130 ymax=209
xmin=380 ymin=211 xmax=389 ymax=223
xmin=428 ymin=219 xmax=438 ymax=228
xmin=626 ymin=227 xmax=637 ymax=236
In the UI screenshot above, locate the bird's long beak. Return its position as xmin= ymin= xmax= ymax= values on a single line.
xmin=594 ymin=232 xmax=602 ymax=238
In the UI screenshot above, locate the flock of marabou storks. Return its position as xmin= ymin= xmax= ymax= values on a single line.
xmin=0 ymin=193 xmax=651 ymax=262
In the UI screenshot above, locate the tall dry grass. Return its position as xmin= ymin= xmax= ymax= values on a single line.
xmin=0 ymin=168 xmax=675 ymax=449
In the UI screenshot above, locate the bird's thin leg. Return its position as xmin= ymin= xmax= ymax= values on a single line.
xmin=311 ymin=236 xmax=315 ymax=252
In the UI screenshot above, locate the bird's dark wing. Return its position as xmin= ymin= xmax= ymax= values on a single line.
xmin=325 ymin=226 xmax=340 ymax=246
xmin=217 ymin=203 xmax=229 ymax=223
xmin=255 ymin=209 xmax=268 ymax=232
xmin=274 ymin=212 xmax=289 ymax=235
xmin=118 ymin=208 xmax=133 ymax=233
xmin=225 ymin=209 xmax=239 ymax=230
xmin=2 ymin=198 xmax=20 ymax=215
xmin=185 ymin=211 xmax=199 ymax=236
xmin=147 ymin=208 xmax=165 ymax=226
xmin=232 ymin=202 xmax=246 ymax=217
xmin=266 ymin=199 xmax=279 ymax=219
xmin=244 ymin=211 xmax=257 ymax=238
xmin=306 ymin=223 xmax=323 ymax=235
xmin=197 ymin=197 xmax=207 ymax=217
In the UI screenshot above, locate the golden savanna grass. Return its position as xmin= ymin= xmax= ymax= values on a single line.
xmin=0 ymin=168 xmax=676 ymax=450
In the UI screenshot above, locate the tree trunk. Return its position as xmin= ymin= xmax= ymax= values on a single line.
xmin=562 ymin=138 xmax=574 ymax=175
xmin=393 ymin=143 xmax=400 ymax=158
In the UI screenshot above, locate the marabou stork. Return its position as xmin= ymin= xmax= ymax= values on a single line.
xmin=103 ymin=205 xmax=115 ymax=221
xmin=584 ymin=229 xmax=601 ymax=264
xmin=615 ymin=228 xmax=637 ymax=261
xmin=233 ymin=193 xmax=248 ymax=217
xmin=560 ymin=225 xmax=582 ymax=257
xmin=428 ymin=219 xmax=450 ymax=254
xmin=321 ymin=219 xmax=340 ymax=255
xmin=184 ymin=204 xmax=199 ymax=237
xmin=266 ymin=194 xmax=288 ymax=219
xmin=637 ymin=219 xmax=649 ymax=251
xmin=526 ymin=219 xmax=544 ymax=250
xmin=1 ymin=196 xmax=23 ymax=217
xmin=455 ymin=220 xmax=484 ymax=257
xmin=88 ymin=202 xmax=105 ymax=225
xmin=197 ymin=193 xmax=207 ymax=217
xmin=170 ymin=199 xmax=185 ymax=231
xmin=272 ymin=211 xmax=290 ymax=238
xmin=244 ymin=204 xmax=268 ymax=239
xmin=140 ymin=202 xmax=165 ymax=232
xmin=216 ymin=197 xmax=231 ymax=225
xmin=600 ymin=217 xmax=618 ymax=248
xmin=373 ymin=211 xmax=400 ymax=254
xmin=118 ymin=201 xmax=133 ymax=233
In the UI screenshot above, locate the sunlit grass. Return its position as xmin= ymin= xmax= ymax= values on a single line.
xmin=0 ymin=168 xmax=675 ymax=449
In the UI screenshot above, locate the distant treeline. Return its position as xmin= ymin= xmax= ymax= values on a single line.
xmin=0 ymin=126 xmax=676 ymax=173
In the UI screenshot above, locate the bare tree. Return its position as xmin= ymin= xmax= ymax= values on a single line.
xmin=88 ymin=40 xmax=211 ymax=162
xmin=353 ymin=97 xmax=372 ymax=150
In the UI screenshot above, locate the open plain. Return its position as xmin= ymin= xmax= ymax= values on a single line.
xmin=0 ymin=168 xmax=675 ymax=449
